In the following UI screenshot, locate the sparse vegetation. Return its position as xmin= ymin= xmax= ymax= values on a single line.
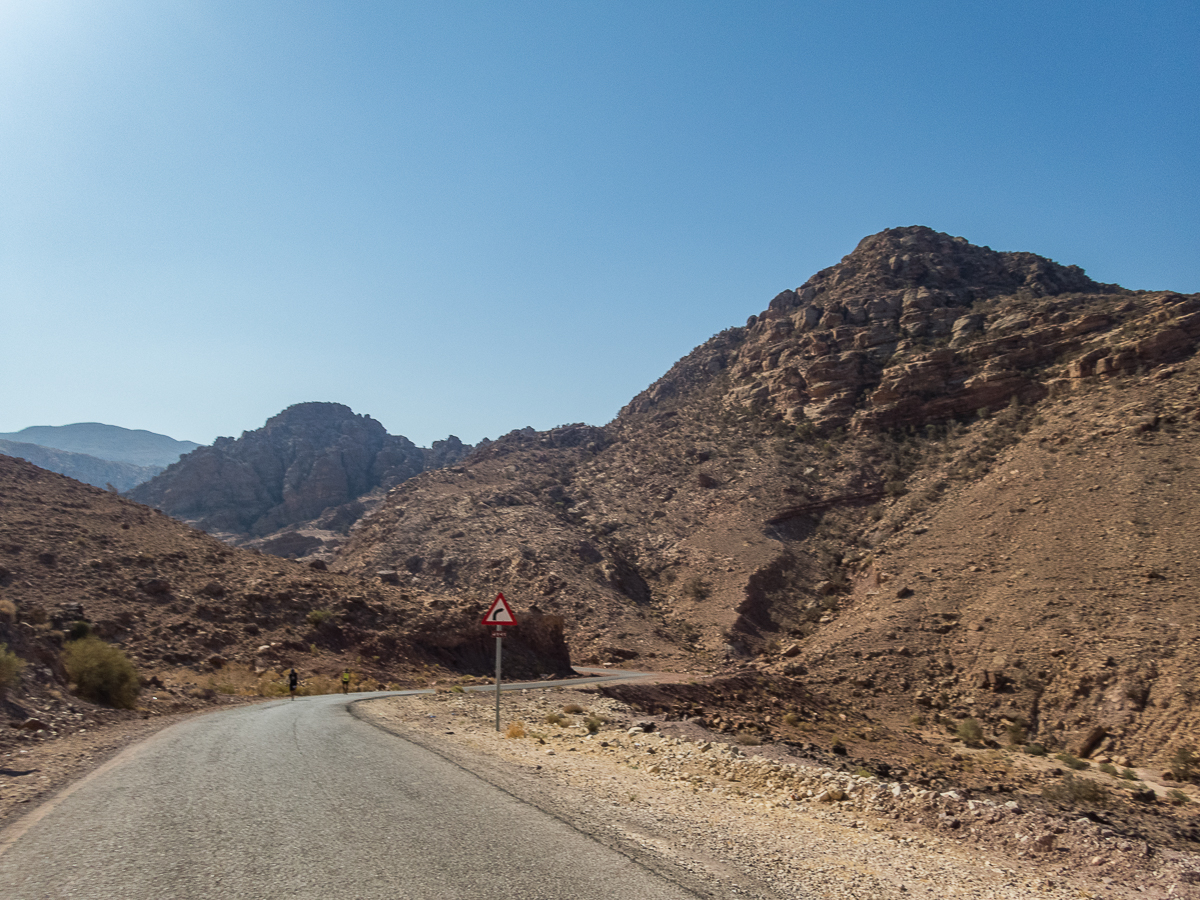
xmin=1170 ymin=745 xmax=1197 ymax=783
xmin=66 ymin=620 xmax=92 ymax=641
xmin=1055 ymin=752 xmax=1089 ymax=770
xmin=583 ymin=716 xmax=603 ymax=734
xmin=0 ymin=643 xmax=24 ymax=693
xmin=681 ymin=576 xmax=711 ymax=601
xmin=544 ymin=711 xmax=569 ymax=726
xmin=1042 ymin=774 xmax=1110 ymax=808
xmin=956 ymin=717 xmax=984 ymax=746
xmin=735 ymin=734 xmax=761 ymax=746
xmin=505 ymin=722 xmax=526 ymax=739
xmin=1004 ymin=719 xmax=1026 ymax=746
xmin=1167 ymin=788 xmax=1191 ymax=805
xmin=306 ymin=609 xmax=335 ymax=627
xmin=562 ymin=702 xmax=585 ymax=714
xmin=63 ymin=636 xmax=139 ymax=709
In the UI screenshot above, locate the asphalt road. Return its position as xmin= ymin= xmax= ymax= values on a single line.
xmin=0 ymin=681 xmax=700 ymax=900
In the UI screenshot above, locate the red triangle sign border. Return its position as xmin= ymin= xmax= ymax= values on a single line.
xmin=482 ymin=592 xmax=518 ymax=626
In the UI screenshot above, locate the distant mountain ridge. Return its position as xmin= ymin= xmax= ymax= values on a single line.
xmin=0 ymin=423 xmax=200 ymax=468
xmin=0 ymin=439 xmax=162 ymax=492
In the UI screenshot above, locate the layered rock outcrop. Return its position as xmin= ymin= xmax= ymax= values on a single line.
xmin=129 ymin=402 xmax=469 ymax=537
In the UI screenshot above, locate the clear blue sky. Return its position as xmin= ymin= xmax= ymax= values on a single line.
xmin=2 ymin=1 xmax=1197 ymax=447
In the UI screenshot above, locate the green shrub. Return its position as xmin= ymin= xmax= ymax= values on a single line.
xmin=784 ymin=712 xmax=803 ymax=727
xmin=583 ymin=716 xmax=603 ymax=734
xmin=63 ymin=637 xmax=139 ymax=708
xmin=0 ymin=643 xmax=24 ymax=693
xmin=1025 ymin=743 xmax=1048 ymax=757
xmin=1056 ymin=752 xmax=1089 ymax=770
xmin=544 ymin=711 xmax=568 ymax=727
xmin=1043 ymin=774 xmax=1110 ymax=807
xmin=1167 ymin=788 xmax=1191 ymax=806
xmin=306 ymin=609 xmax=335 ymax=627
xmin=956 ymin=718 xmax=984 ymax=746
xmin=1004 ymin=720 xmax=1026 ymax=746
xmin=1170 ymin=746 xmax=1197 ymax=783
xmin=1121 ymin=768 xmax=1138 ymax=780
xmin=1098 ymin=762 xmax=1119 ymax=777
xmin=67 ymin=620 xmax=94 ymax=641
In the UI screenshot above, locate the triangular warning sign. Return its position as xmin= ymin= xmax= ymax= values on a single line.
xmin=482 ymin=592 xmax=518 ymax=626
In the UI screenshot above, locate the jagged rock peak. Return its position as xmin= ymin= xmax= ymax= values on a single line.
xmin=767 ymin=225 xmax=1117 ymax=316
xmin=129 ymin=402 xmax=470 ymax=538
xmin=215 ymin=402 xmax=391 ymax=449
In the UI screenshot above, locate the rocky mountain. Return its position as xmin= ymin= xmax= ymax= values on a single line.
xmin=0 ymin=454 xmax=571 ymax=720
xmin=334 ymin=226 xmax=1200 ymax=778
xmin=0 ymin=440 xmax=161 ymax=492
xmin=0 ymin=423 xmax=200 ymax=469
xmin=127 ymin=402 xmax=470 ymax=552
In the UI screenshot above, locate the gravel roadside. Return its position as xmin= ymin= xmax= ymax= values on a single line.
xmin=357 ymin=687 xmax=1200 ymax=900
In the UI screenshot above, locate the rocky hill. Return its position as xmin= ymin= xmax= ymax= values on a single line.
xmin=127 ymin=402 xmax=470 ymax=553
xmin=0 ymin=454 xmax=571 ymax=731
xmin=0 ymin=440 xmax=161 ymax=492
xmin=334 ymin=226 xmax=1200 ymax=779
xmin=0 ymin=423 xmax=200 ymax=469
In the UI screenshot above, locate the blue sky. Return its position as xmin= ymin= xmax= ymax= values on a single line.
xmin=2 ymin=1 xmax=1197 ymax=447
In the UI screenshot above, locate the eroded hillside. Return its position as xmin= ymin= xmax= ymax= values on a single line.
xmin=335 ymin=226 xmax=1200 ymax=775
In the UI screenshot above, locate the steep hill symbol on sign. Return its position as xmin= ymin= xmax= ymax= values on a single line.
xmin=482 ymin=593 xmax=517 ymax=626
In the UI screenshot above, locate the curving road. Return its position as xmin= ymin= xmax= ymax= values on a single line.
xmin=0 ymin=675 xmax=700 ymax=900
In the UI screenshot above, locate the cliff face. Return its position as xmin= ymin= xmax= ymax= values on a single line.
xmin=128 ymin=403 xmax=469 ymax=537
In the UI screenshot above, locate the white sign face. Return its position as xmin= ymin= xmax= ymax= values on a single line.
xmin=482 ymin=592 xmax=517 ymax=626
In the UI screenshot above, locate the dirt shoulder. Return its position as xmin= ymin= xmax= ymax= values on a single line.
xmin=356 ymin=686 xmax=1200 ymax=900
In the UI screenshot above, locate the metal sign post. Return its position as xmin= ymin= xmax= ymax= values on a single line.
xmin=494 ymin=625 xmax=503 ymax=732
xmin=481 ymin=593 xmax=518 ymax=733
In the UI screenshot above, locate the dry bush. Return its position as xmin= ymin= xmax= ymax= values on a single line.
xmin=1056 ymin=752 xmax=1089 ymax=770
xmin=956 ymin=717 xmax=984 ymax=746
xmin=562 ymin=702 xmax=585 ymax=714
xmin=506 ymin=722 xmax=526 ymax=739
xmin=0 ymin=643 xmax=24 ymax=694
xmin=544 ymin=711 xmax=569 ymax=727
xmin=63 ymin=637 xmax=139 ymax=709
xmin=1042 ymin=774 xmax=1110 ymax=808
xmin=0 ymin=598 xmax=17 ymax=623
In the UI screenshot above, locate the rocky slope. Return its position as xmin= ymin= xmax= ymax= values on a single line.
xmin=0 ymin=454 xmax=571 ymax=738
xmin=334 ymin=226 xmax=1200 ymax=782
xmin=0 ymin=439 xmax=161 ymax=491
xmin=127 ymin=402 xmax=470 ymax=552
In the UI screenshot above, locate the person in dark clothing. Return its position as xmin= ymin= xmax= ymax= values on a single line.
xmin=288 ymin=669 xmax=299 ymax=700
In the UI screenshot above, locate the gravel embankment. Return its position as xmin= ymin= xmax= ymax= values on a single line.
xmin=357 ymin=688 xmax=1200 ymax=900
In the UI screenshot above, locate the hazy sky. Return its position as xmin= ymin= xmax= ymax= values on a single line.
xmin=2 ymin=1 xmax=1197 ymax=447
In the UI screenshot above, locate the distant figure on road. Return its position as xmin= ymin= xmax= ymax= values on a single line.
xmin=288 ymin=669 xmax=299 ymax=700
xmin=341 ymin=670 xmax=351 ymax=694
